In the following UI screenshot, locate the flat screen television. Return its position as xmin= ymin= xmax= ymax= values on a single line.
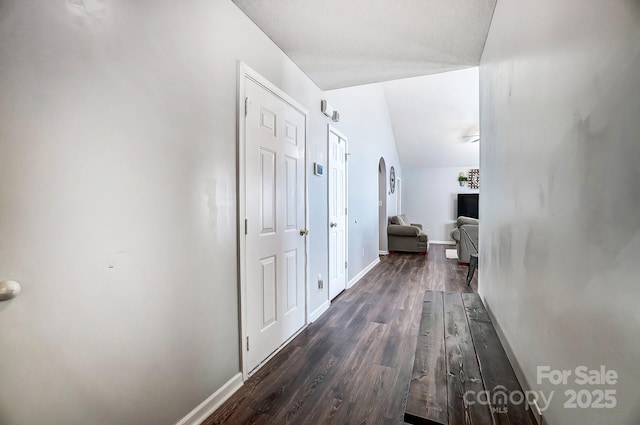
xmin=457 ymin=193 xmax=479 ymax=219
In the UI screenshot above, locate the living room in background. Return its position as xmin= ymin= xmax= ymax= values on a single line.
xmin=385 ymin=67 xmax=480 ymax=245
xmin=403 ymin=166 xmax=479 ymax=243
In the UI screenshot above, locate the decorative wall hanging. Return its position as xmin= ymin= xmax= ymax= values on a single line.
xmin=468 ymin=169 xmax=480 ymax=189
xmin=390 ymin=166 xmax=396 ymax=193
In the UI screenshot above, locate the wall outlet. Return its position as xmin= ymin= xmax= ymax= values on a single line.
xmin=362 ymin=248 xmax=365 ymax=257
xmin=318 ymin=274 xmax=323 ymax=289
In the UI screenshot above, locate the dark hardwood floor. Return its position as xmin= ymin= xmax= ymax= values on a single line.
xmin=404 ymin=291 xmax=536 ymax=425
xmin=204 ymin=245 xmax=477 ymax=425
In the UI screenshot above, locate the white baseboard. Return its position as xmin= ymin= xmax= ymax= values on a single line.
xmin=348 ymin=257 xmax=380 ymax=289
xmin=482 ymin=298 xmax=543 ymax=425
xmin=378 ymin=250 xmax=389 ymax=255
xmin=430 ymin=240 xmax=456 ymax=245
xmin=309 ymin=300 xmax=330 ymax=322
xmin=176 ymin=372 xmax=243 ymax=425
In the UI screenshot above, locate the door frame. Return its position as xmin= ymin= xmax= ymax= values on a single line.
xmin=237 ymin=62 xmax=310 ymax=379
xmin=327 ymin=124 xmax=348 ymax=299
xmin=378 ymin=157 xmax=388 ymax=255
xmin=396 ymin=177 xmax=402 ymax=215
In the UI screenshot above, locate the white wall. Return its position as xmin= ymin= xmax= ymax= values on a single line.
xmin=324 ymin=84 xmax=401 ymax=277
xmin=403 ymin=166 xmax=479 ymax=242
xmin=480 ymin=1 xmax=640 ymax=424
xmin=0 ymin=0 xmax=383 ymax=424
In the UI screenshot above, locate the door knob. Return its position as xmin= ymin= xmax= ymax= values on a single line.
xmin=0 ymin=281 xmax=21 ymax=301
xmin=330 ymin=222 xmax=337 ymax=227
xmin=299 ymin=229 xmax=309 ymax=236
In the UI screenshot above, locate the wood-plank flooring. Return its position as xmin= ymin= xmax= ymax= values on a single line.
xmin=404 ymin=291 xmax=536 ymax=425
xmin=204 ymin=245 xmax=477 ymax=425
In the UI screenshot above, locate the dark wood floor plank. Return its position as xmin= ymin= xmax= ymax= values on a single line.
xmin=329 ymin=321 xmax=388 ymax=403
xmin=384 ymin=373 xmax=413 ymax=423
xmin=462 ymin=293 xmax=536 ymax=425
xmin=405 ymin=291 xmax=448 ymax=425
xmin=202 ymin=343 xmax=301 ymax=424
xmin=373 ymin=329 xmax=404 ymax=368
xmin=340 ymin=364 xmax=397 ymax=423
xmin=301 ymin=328 xmax=395 ymax=424
xmin=369 ymin=306 xmax=420 ymax=422
xmin=326 ymin=294 xmax=376 ymax=331
xmin=249 ymin=327 xmax=342 ymax=415
xmin=306 ymin=397 xmax=347 ymax=425
xmin=270 ymin=353 xmax=342 ymax=423
xmin=201 ymin=402 xmax=273 ymax=425
xmin=444 ymin=292 xmax=493 ymax=425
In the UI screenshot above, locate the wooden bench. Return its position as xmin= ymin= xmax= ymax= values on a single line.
xmin=404 ymin=291 xmax=537 ymax=425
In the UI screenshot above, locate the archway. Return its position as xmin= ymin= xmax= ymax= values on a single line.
xmin=378 ymin=157 xmax=388 ymax=254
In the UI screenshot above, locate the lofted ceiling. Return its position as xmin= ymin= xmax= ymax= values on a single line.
xmin=232 ymin=0 xmax=492 ymax=168
xmin=382 ymin=67 xmax=480 ymax=168
xmin=232 ymin=0 xmax=496 ymax=90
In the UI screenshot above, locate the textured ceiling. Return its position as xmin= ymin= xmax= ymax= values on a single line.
xmin=232 ymin=0 xmax=496 ymax=89
xmin=383 ymin=67 xmax=480 ymax=168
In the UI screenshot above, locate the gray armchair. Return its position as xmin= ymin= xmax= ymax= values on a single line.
xmin=387 ymin=214 xmax=429 ymax=253
xmin=450 ymin=216 xmax=478 ymax=263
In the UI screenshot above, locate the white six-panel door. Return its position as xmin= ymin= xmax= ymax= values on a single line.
xmin=328 ymin=126 xmax=347 ymax=300
xmin=243 ymin=76 xmax=306 ymax=374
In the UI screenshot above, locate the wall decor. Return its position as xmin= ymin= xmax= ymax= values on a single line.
xmin=468 ymin=169 xmax=479 ymax=189
xmin=390 ymin=166 xmax=396 ymax=193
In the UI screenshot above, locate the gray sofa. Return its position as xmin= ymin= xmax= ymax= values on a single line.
xmin=387 ymin=214 xmax=429 ymax=253
xmin=450 ymin=216 xmax=479 ymax=263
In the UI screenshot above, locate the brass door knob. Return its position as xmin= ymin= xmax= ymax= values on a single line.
xmin=330 ymin=222 xmax=337 ymax=228
xmin=299 ymin=229 xmax=309 ymax=236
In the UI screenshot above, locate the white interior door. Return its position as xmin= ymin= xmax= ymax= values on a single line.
xmin=328 ymin=126 xmax=347 ymax=300
xmin=244 ymin=76 xmax=306 ymax=374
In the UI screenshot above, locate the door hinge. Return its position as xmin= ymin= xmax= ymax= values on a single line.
xmin=345 ymin=153 xmax=348 ymax=161
xmin=244 ymin=97 xmax=249 ymax=117
xmin=245 ymin=219 xmax=248 ymax=235
xmin=345 ymin=261 xmax=348 ymax=269
xmin=246 ymin=336 xmax=250 ymax=351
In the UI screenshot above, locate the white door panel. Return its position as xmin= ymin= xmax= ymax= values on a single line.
xmin=328 ymin=127 xmax=347 ymax=300
xmin=244 ymin=77 xmax=306 ymax=373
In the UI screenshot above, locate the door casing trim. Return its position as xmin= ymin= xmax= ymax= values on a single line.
xmin=237 ymin=62 xmax=310 ymax=380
